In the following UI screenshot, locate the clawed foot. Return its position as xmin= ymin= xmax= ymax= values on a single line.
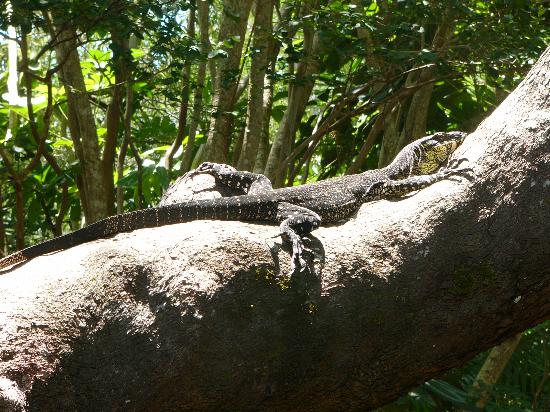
xmin=289 ymin=236 xmax=310 ymax=275
xmin=440 ymin=158 xmax=475 ymax=179
xmin=268 ymin=233 xmax=311 ymax=276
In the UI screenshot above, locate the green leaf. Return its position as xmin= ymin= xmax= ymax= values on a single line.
xmin=117 ymin=171 xmax=139 ymax=188
xmin=88 ymin=49 xmax=111 ymax=62
xmin=223 ymin=35 xmax=241 ymax=49
xmin=365 ymin=0 xmax=379 ymax=15
xmin=271 ymin=105 xmax=286 ymax=123
xmin=140 ymin=145 xmax=172 ymax=158
xmin=132 ymin=81 xmax=148 ymax=91
xmin=51 ymin=138 xmax=73 ymax=148
xmin=131 ymin=48 xmax=146 ymax=59
xmin=96 ymin=127 xmax=107 ymax=137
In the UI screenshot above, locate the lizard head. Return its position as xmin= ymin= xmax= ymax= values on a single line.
xmin=412 ymin=131 xmax=467 ymax=175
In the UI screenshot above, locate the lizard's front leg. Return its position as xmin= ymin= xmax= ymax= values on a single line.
xmin=190 ymin=162 xmax=273 ymax=194
xmin=385 ymin=165 xmax=472 ymax=197
xmin=277 ymin=202 xmax=321 ymax=274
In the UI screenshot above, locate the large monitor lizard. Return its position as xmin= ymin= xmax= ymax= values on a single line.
xmin=0 ymin=131 xmax=469 ymax=272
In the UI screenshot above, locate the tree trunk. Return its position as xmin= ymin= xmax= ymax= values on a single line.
xmin=116 ymin=91 xmax=134 ymax=214
xmin=264 ymin=0 xmax=322 ymax=186
xmin=164 ymin=5 xmax=196 ymax=171
xmin=201 ymin=0 xmax=253 ymax=163
xmin=181 ymin=0 xmax=210 ymax=173
xmin=102 ymin=32 xmax=128 ymax=215
xmin=0 ymin=185 xmax=5 ymax=257
xmin=51 ymin=19 xmax=109 ymax=223
xmin=466 ymin=334 xmax=523 ymax=410
xmin=237 ymin=0 xmax=274 ymax=171
xmin=378 ymin=15 xmax=455 ymax=167
xmin=253 ymin=1 xmax=292 ymax=173
xmin=0 ymin=46 xmax=549 ymax=412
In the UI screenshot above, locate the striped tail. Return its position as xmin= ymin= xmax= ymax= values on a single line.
xmin=0 ymin=250 xmax=26 ymax=270
xmin=0 ymin=195 xmax=278 ymax=271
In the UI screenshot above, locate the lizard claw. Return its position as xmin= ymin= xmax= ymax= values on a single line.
xmin=290 ymin=241 xmax=308 ymax=274
xmin=447 ymin=157 xmax=469 ymax=169
xmin=439 ymin=158 xmax=475 ymax=179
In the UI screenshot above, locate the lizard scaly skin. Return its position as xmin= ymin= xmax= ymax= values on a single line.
xmin=0 ymin=131 xmax=469 ymax=272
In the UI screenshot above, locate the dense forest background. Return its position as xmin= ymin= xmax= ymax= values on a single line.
xmin=0 ymin=0 xmax=548 ymax=409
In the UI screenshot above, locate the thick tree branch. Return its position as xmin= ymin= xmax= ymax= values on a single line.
xmin=0 ymin=47 xmax=549 ymax=411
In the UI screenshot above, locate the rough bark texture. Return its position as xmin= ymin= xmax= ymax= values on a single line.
xmin=264 ymin=1 xmax=321 ymax=185
xmin=378 ymin=15 xmax=454 ymax=167
xmin=164 ymin=5 xmax=195 ymax=171
xmin=181 ymin=0 xmax=209 ymax=173
xmin=52 ymin=21 xmax=110 ymax=223
xmin=0 ymin=48 xmax=549 ymax=412
xmin=201 ymin=0 xmax=253 ymax=163
xmin=237 ymin=0 xmax=273 ymax=171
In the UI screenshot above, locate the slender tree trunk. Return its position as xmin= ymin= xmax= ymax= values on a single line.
xmin=345 ymin=111 xmax=386 ymax=174
xmin=201 ymin=0 xmax=253 ymax=163
xmin=182 ymin=1 xmax=210 ymax=173
xmin=102 ymin=32 xmax=128 ymax=215
xmin=466 ymin=334 xmax=523 ymax=410
xmin=264 ymin=1 xmax=321 ymax=186
xmin=231 ymin=123 xmax=246 ymax=166
xmin=253 ymin=71 xmax=274 ymax=173
xmin=51 ymin=18 xmax=109 ymax=223
xmin=253 ymin=0 xmax=289 ymax=173
xmin=0 ymin=29 xmax=55 ymax=250
xmin=164 ymin=5 xmax=196 ymax=171
xmin=378 ymin=15 xmax=454 ymax=167
xmin=116 ymin=37 xmax=138 ymax=214
xmin=13 ymin=181 xmax=25 ymax=250
xmin=53 ymin=184 xmax=70 ymax=237
xmin=237 ymin=0 xmax=274 ymax=171
xmin=0 ymin=185 xmax=5 ymax=257
xmin=346 ymin=0 xmax=388 ymax=174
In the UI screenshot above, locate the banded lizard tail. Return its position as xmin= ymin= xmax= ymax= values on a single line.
xmin=0 ymin=131 xmax=469 ymax=272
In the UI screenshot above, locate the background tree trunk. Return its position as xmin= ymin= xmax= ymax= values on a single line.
xmin=51 ymin=20 xmax=110 ymax=223
xmin=201 ymin=0 xmax=253 ymax=163
xmin=181 ymin=0 xmax=210 ymax=173
xmin=466 ymin=334 xmax=523 ymax=410
xmin=102 ymin=31 xmax=129 ymax=215
xmin=263 ymin=0 xmax=322 ymax=186
xmin=0 ymin=46 xmax=549 ymax=412
xmin=164 ymin=4 xmax=196 ymax=171
xmin=116 ymin=36 xmax=139 ymax=213
xmin=237 ymin=0 xmax=274 ymax=171
xmin=378 ymin=12 xmax=455 ymax=167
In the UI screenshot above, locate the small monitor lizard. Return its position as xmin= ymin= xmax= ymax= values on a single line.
xmin=0 ymin=131 xmax=469 ymax=273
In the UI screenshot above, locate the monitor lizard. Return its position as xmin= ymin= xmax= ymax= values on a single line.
xmin=0 ymin=131 xmax=469 ymax=273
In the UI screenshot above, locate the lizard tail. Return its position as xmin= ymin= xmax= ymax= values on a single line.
xmin=0 ymin=250 xmax=26 ymax=271
xmin=0 ymin=224 xmax=106 ymax=271
xmin=0 ymin=196 xmax=279 ymax=271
